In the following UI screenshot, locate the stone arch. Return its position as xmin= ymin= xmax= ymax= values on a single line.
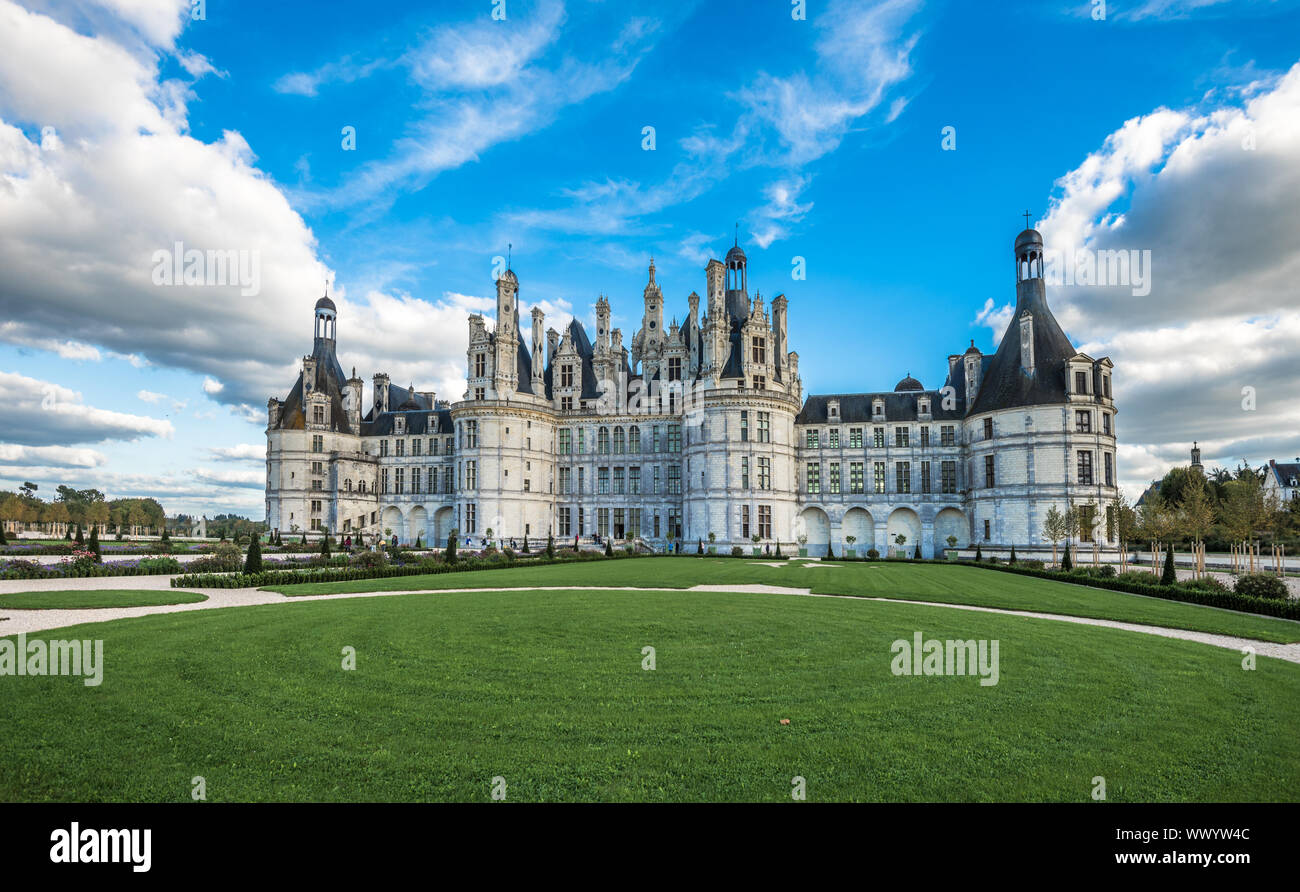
xmin=796 ymin=506 xmax=831 ymax=556
xmin=433 ymin=506 xmax=455 ymax=547
xmin=934 ymin=507 xmax=967 ymax=551
xmin=842 ymin=507 xmax=874 ymax=553
xmin=886 ymin=507 xmax=921 ymax=556
xmin=409 ymin=505 xmax=428 ymax=547
xmin=381 ymin=506 xmax=405 ymax=544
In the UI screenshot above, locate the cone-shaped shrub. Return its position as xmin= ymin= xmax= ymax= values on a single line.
xmin=244 ymin=534 xmax=263 ymax=574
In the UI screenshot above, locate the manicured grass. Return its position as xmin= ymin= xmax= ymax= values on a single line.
xmin=0 ymin=590 xmax=207 ymax=609
xmin=2 ymin=588 xmax=1297 ymax=802
xmin=264 ymin=558 xmax=1300 ymax=643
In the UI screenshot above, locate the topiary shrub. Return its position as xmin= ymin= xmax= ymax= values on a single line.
xmin=546 ymin=533 xmax=555 ymax=559
xmin=1181 ymin=575 xmax=1229 ymax=593
xmin=913 ymin=545 xmax=921 ymax=559
xmin=1095 ymin=564 xmax=1116 ymax=578
xmin=1161 ymin=545 xmax=1176 ymax=585
xmin=138 ymin=556 xmax=182 ymax=574
xmin=1117 ymin=570 xmax=1159 ymax=585
xmin=1009 ymin=545 xmax=1017 ymax=564
xmin=974 ymin=544 xmax=983 ymax=562
xmin=731 ymin=545 xmax=743 ymax=557
xmin=1061 ymin=546 xmax=1071 ymax=571
xmin=1234 ymin=573 xmax=1288 ymax=600
xmin=88 ymin=525 xmax=102 ymax=563
xmin=244 ymin=534 xmax=263 ymax=574
xmin=0 ymin=526 xmax=7 ymax=546
xmin=351 ymin=549 xmax=389 ymax=570
xmin=867 ymin=548 xmax=880 ymax=560
xmin=605 ymin=539 xmax=614 ymax=557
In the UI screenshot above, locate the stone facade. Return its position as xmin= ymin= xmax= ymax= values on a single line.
xmin=266 ymin=228 xmax=1120 ymax=554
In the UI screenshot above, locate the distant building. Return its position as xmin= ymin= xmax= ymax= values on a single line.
xmin=1266 ymin=458 xmax=1300 ymax=503
xmin=266 ymin=227 xmax=1120 ymax=553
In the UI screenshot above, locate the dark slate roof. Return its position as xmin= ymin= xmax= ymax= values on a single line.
xmin=516 ymin=337 xmax=534 ymax=395
xmin=796 ymin=390 xmax=964 ymax=425
xmin=1271 ymin=461 xmax=1300 ymax=487
xmin=273 ymin=340 xmax=351 ymax=433
xmin=894 ymin=375 xmax=923 ymax=392
xmin=967 ymin=281 xmax=1078 ymax=415
xmin=316 ymin=295 xmax=336 ymax=311
xmin=363 ymin=408 xmax=454 ymax=437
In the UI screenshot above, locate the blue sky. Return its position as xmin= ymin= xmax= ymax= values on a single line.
xmin=2 ymin=0 xmax=1299 ymax=516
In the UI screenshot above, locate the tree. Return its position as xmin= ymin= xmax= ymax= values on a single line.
xmin=913 ymin=544 xmax=921 ymax=559
xmin=1177 ymin=474 xmax=1215 ymax=545
xmin=1219 ymin=474 xmax=1267 ymax=543
xmin=75 ymin=524 xmax=85 ymax=546
xmin=1109 ymin=493 xmax=1139 ymax=545
xmin=1061 ymin=543 xmax=1072 ymax=571
xmin=88 ymin=524 xmax=102 ymax=563
xmin=0 ymin=524 xmax=7 ymax=546
xmin=697 ymin=538 xmax=703 ymax=554
xmin=1042 ymin=505 xmax=1067 ymax=567
xmin=605 ymin=538 xmax=614 ymax=557
xmin=1009 ymin=544 xmax=1017 ymax=564
xmin=320 ymin=534 xmax=331 ymax=559
xmin=244 ymin=534 xmax=263 ymax=574
xmin=445 ymin=528 xmax=458 ymax=563
xmin=974 ymin=543 xmax=983 ymax=561
xmin=546 ymin=532 xmax=555 ymax=559
xmin=1161 ymin=543 xmax=1176 ymax=585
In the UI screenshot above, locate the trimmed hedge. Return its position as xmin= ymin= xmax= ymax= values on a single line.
xmin=171 ymin=550 xmax=660 ymax=589
xmin=820 ymin=555 xmax=1300 ymax=620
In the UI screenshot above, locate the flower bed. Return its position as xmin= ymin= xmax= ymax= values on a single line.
xmin=821 ymin=554 xmax=1300 ymax=620
xmin=171 ymin=550 xmax=657 ymax=588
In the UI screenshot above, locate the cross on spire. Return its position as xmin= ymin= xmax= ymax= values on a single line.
xmin=1023 ymin=210 xmax=1033 ymax=230
xmin=734 ymin=222 xmax=739 ymax=246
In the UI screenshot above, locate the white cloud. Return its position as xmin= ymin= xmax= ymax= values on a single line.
xmin=0 ymin=443 xmax=107 ymax=468
xmin=0 ymin=370 xmax=174 ymax=446
xmin=136 ymin=389 xmax=166 ymax=403
xmin=207 ymin=443 xmax=264 ymax=462
xmin=201 ymin=377 xmax=223 ymax=395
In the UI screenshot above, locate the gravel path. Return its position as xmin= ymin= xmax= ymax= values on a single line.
xmin=1 ymin=574 xmax=1297 ymax=664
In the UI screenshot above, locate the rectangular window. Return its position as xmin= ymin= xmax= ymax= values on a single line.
xmin=983 ymin=518 xmax=990 ymax=540
xmin=465 ymin=421 xmax=478 ymax=448
xmin=667 ymin=424 xmax=682 ymax=453
xmin=920 ymin=427 xmax=930 ymax=448
xmin=578 ymin=428 xmax=586 ymax=454
xmin=395 ymin=439 xmax=405 ymax=457
xmin=758 ymin=505 xmax=772 ymax=540
xmin=740 ymin=411 xmax=749 ymax=442
xmin=807 ymin=462 xmax=821 ymax=494
xmin=613 ymin=508 xmax=625 ymax=539
xmin=1078 ymin=450 xmax=1094 ymax=485
xmin=895 ymin=427 xmax=909 ymax=448
xmin=942 ymin=460 xmax=957 ymax=494
xmin=559 ymin=429 xmax=572 ymax=454
xmin=1102 ymin=413 xmax=1112 ymax=435
xmin=560 ymin=364 xmax=574 ymax=388
xmin=741 ymin=505 xmax=750 ymax=540
xmin=395 ymin=468 xmax=405 ymax=494
xmin=668 ymin=357 xmax=682 ymax=381
xmin=630 ymin=466 xmax=641 ymax=494
xmin=741 ymin=456 xmax=750 ymax=489
xmin=465 ymin=461 xmax=478 ymax=490
xmin=984 ymin=454 xmax=995 ymax=488
xmin=873 ymin=427 xmax=885 ymax=448
xmin=849 ymin=428 xmax=863 ymax=449
xmin=667 ymin=465 xmax=682 ymax=494
xmin=559 ymin=507 xmax=571 ymax=537
xmin=751 ymin=336 xmax=766 ymax=365
xmin=806 ymin=429 xmax=820 ymax=449
xmin=598 ymin=508 xmax=609 ymax=538
xmin=651 ymin=425 xmax=661 ymax=453
xmin=1103 ymin=375 xmax=1111 ymax=398
xmin=313 ymin=435 xmax=324 ymax=453
xmin=381 ymin=468 xmax=389 ymax=493
xmin=598 ymin=467 xmax=610 ymax=494
xmin=896 ymin=462 xmax=911 ymax=494
xmin=559 ymin=467 xmax=571 ymax=494
xmin=941 ymin=425 xmax=956 ymax=447
xmin=1075 ymin=410 xmax=1092 ymax=433
xmin=412 ymin=439 xmax=422 ymax=456
xmin=921 ymin=461 xmax=931 ymax=494
xmin=758 ymin=457 xmax=771 ymax=490
xmin=850 ymin=462 xmax=864 ymax=494
xmin=412 ymin=468 xmax=422 ymax=493
xmin=983 ymin=418 xmax=993 ymax=440
xmin=653 ymin=466 xmax=662 ymax=494
xmin=1104 ymin=452 xmax=1114 ymax=487
xmin=874 ymin=462 xmax=885 ymax=493
xmin=614 ymin=467 xmax=625 ymax=495
xmin=829 ymin=462 xmax=840 ymax=494
xmin=1075 ymin=370 xmax=1088 ymax=394
xmin=313 ymin=406 xmax=324 ymax=425
xmin=474 ymin=353 xmax=486 ymax=378
xmin=561 ymin=396 xmax=573 ymax=412
xmin=828 ymin=428 xmax=840 ymax=449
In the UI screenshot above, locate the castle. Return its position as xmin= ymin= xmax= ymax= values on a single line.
xmin=266 ymin=227 xmax=1120 ymax=555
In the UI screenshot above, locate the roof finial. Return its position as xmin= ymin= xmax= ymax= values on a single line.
xmin=1023 ymin=209 xmax=1033 ymax=230
xmin=734 ymin=222 xmax=739 ymax=247
xmin=507 ymin=242 xmax=512 ymax=270
xmin=324 ymin=278 xmax=329 ymax=298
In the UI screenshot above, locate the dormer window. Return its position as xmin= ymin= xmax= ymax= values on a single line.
xmin=873 ymin=399 xmax=885 ymax=418
xmin=1074 ymin=371 xmax=1089 ymax=394
xmin=919 ymin=399 xmax=930 ymax=415
xmin=395 ymin=417 xmax=405 ymax=435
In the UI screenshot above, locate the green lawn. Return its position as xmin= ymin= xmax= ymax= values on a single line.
xmin=2 ymin=587 xmax=1297 ymax=802
xmin=0 ymin=590 xmax=207 ymax=609
xmin=264 ymin=558 xmax=1300 ymax=644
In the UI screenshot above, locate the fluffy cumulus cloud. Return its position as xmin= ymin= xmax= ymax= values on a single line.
xmin=0 ymin=370 xmax=174 ymax=447
xmin=977 ymin=62 xmax=1300 ymax=495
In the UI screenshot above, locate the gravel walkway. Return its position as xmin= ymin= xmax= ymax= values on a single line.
xmin=1 ymin=574 xmax=1297 ymax=665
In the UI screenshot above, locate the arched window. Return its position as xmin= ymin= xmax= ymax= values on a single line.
xmin=598 ymin=426 xmax=610 ymax=454
xmin=613 ymin=426 xmax=625 ymax=454
xmin=628 ymin=425 xmax=640 ymax=453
